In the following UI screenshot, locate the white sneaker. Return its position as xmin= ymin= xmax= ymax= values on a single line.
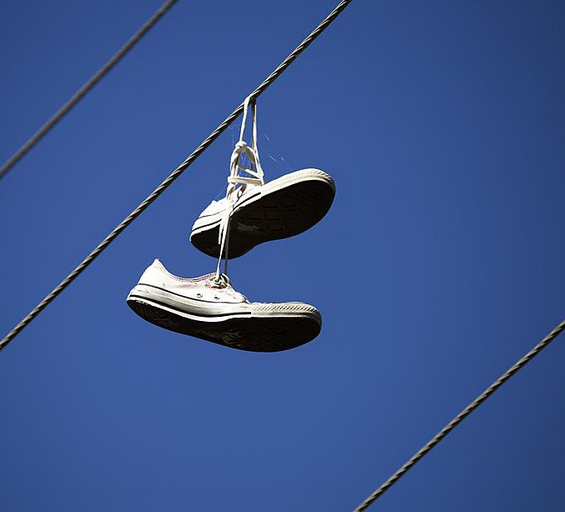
xmin=127 ymin=259 xmax=322 ymax=352
xmin=190 ymin=168 xmax=335 ymax=258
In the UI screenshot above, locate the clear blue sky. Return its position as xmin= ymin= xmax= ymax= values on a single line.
xmin=1 ymin=1 xmax=565 ymax=510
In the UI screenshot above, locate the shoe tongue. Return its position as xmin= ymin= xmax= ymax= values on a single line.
xmin=207 ymin=274 xmax=250 ymax=303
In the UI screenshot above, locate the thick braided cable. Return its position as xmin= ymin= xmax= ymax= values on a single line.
xmin=0 ymin=0 xmax=355 ymax=353
xmin=0 ymin=0 xmax=180 ymax=182
xmin=353 ymin=318 xmax=565 ymax=511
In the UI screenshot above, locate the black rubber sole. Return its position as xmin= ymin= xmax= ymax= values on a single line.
xmin=191 ymin=178 xmax=335 ymax=258
xmin=127 ymin=297 xmax=321 ymax=352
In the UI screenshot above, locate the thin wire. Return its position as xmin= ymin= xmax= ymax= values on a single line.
xmin=0 ymin=0 xmax=181 ymax=182
xmin=0 ymin=0 xmax=355 ymax=353
xmin=353 ymin=317 xmax=565 ymax=511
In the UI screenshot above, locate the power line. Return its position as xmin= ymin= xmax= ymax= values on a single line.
xmin=0 ymin=0 xmax=180 ymax=182
xmin=352 ymin=317 xmax=565 ymax=511
xmin=0 ymin=0 xmax=355 ymax=353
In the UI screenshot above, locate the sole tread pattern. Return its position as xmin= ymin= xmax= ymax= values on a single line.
xmin=191 ymin=177 xmax=335 ymax=258
xmin=127 ymin=298 xmax=321 ymax=352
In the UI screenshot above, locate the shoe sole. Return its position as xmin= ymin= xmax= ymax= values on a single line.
xmin=190 ymin=169 xmax=335 ymax=258
xmin=126 ymin=290 xmax=321 ymax=352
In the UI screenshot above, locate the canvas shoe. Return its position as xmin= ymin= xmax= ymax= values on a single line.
xmin=127 ymin=259 xmax=322 ymax=352
xmin=191 ymin=96 xmax=335 ymax=259
xmin=190 ymin=167 xmax=335 ymax=258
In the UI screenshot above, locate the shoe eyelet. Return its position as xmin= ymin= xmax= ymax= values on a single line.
xmin=214 ymin=295 xmax=220 ymax=300
xmin=196 ymin=293 xmax=203 ymax=298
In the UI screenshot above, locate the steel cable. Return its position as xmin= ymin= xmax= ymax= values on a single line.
xmin=353 ymin=317 xmax=565 ymax=511
xmin=0 ymin=0 xmax=180 ymax=182
xmin=0 ymin=0 xmax=355 ymax=353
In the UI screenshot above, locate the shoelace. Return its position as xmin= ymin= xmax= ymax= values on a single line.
xmin=215 ymin=95 xmax=265 ymax=279
xmin=210 ymin=272 xmax=231 ymax=288
xmin=209 ymin=272 xmax=249 ymax=303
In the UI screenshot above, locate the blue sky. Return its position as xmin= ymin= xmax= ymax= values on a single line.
xmin=1 ymin=1 xmax=565 ymax=510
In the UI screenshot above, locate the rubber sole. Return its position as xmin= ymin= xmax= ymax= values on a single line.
xmin=191 ymin=170 xmax=335 ymax=258
xmin=127 ymin=295 xmax=321 ymax=352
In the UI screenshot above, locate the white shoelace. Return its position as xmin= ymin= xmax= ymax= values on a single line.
xmin=215 ymin=95 xmax=265 ymax=280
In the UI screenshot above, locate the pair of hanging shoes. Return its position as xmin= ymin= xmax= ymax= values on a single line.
xmin=127 ymin=97 xmax=334 ymax=352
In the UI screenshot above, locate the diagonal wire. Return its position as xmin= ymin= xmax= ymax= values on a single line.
xmin=0 ymin=0 xmax=181 ymax=182
xmin=0 ymin=0 xmax=355 ymax=353
xmin=353 ymin=317 xmax=565 ymax=511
